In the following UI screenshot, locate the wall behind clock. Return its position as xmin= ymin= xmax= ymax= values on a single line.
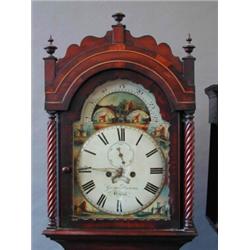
xmin=32 ymin=1 xmax=218 ymax=250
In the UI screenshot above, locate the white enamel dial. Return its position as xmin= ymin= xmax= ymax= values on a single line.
xmin=76 ymin=125 xmax=166 ymax=215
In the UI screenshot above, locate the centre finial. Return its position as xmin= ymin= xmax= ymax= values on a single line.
xmin=112 ymin=12 xmax=125 ymax=24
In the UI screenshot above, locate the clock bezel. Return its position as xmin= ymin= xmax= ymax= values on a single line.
xmin=59 ymin=69 xmax=182 ymax=229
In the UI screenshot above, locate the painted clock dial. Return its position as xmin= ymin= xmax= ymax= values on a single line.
xmin=76 ymin=125 xmax=165 ymax=215
xmin=73 ymin=79 xmax=171 ymax=220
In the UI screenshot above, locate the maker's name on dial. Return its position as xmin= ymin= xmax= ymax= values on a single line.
xmin=106 ymin=184 xmax=138 ymax=197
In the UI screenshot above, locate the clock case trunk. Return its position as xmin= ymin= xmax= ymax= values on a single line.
xmin=43 ymin=16 xmax=197 ymax=249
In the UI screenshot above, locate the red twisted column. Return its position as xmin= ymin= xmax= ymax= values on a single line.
xmin=47 ymin=112 xmax=57 ymax=228
xmin=183 ymin=112 xmax=195 ymax=229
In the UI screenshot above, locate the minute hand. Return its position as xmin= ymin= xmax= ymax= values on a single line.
xmin=92 ymin=167 xmax=118 ymax=172
xmin=78 ymin=167 xmax=118 ymax=173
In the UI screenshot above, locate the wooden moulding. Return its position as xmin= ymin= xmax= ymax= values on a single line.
xmin=43 ymin=228 xmax=197 ymax=250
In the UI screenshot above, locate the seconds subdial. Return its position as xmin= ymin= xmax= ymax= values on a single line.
xmin=107 ymin=142 xmax=134 ymax=167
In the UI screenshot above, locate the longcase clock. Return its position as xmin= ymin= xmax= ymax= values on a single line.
xmin=43 ymin=13 xmax=197 ymax=250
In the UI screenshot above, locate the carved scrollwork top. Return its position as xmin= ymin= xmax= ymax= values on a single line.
xmin=56 ymin=30 xmax=182 ymax=73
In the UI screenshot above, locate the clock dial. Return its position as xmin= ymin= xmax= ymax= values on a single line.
xmin=76 ymin=125 xmax=166 ymax=215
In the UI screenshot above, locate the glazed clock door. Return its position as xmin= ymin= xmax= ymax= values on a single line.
xmin=59 ymin=70 xmax=181 ymax=229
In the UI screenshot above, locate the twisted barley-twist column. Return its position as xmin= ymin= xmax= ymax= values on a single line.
xmin=184 ymin=112 xmax=195 ymax=229
xmin=47 ymin=112 xmax=57 ymax=228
